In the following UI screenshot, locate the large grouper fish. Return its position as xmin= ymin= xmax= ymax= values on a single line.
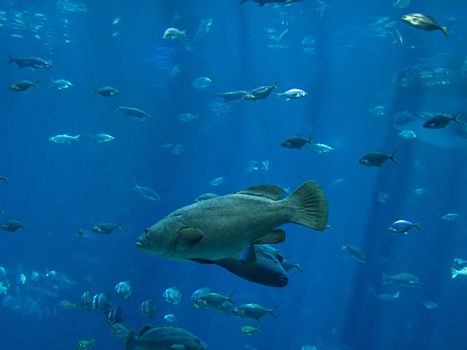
xmin=137 ymin=180 xmax=328 ymax=262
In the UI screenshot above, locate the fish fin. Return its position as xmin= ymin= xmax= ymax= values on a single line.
xmin=288 ymin=180 xmax=328 ymax=231
xmin=227 ymin=290 xmax=236 ymax=303
xmin=118 ymin=220 xmax=126 ymax=234
xmin=177 ymin=227 xmax=204 ymax=249
xmin=138 ymin=325 xmax=153 ymax=336
xmin=451 ymin=268 xmax=458 ymax=279
xmin=239 ymin=244 xmax=257 ymax=263
xmin=440 ymin=26 xmax=449 ymax=37
xmin=124 ymin=330 xmax=137 ymax=350
xmin=189 ymin=258 xmax=215 ymax=264
xmin=253 ymin=229 xmax=286 ymax=244
xmin=452 ymin=111 xmax=462 ymax=125
xmin=238 ymin=184 xmax=286 ymax=200
xmin=414 ymin=221 xmax=422 ymax=231
xmin=270 ymin=306 xmax=278 ymax=317
xmin=389 ymin=149 xmax=397 ymax=163
xmin=381 ymin=272 xmax=390 ymax=285
xmin=171 ymin=345 xmax=186 ymax=350
xmin=393 ymin=291 xmax=400 ymax=298
xmin=34 ymin=80 xmax=40 ymax=90
xmin=293 ymin=263 xmax=304 ymax=273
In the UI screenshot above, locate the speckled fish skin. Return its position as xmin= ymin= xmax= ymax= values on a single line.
xmin=125 ymin=325 xmax=206 ymax=350
xmin=137 ymin=181 xmax=328 ymax=262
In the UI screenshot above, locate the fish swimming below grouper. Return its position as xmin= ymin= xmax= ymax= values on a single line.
xmin=196 ymin=244 xmax=302 ymax=287
xmin=125 ymin=325 xmax=207 ymax=350
xmin=393 ymin=111 xmax=467 ymax=151
xmin=137 ymin=180 xmax=328 ymax=262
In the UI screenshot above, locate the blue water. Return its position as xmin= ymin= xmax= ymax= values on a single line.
xmin=1 ymin=0 xmax=467 ymax=349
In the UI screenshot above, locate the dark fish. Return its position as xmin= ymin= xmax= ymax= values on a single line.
xmin=1 ymin=220 xmax=27 ymax=232
xmin=281 ymin=136 xmax=311 ymax=149
xmin=92 ymin=293 xmax=112 ymax=313
xmin=137 ymin=181 xmax=328 ymax=262
xmin=423 ymin=112 xmax=462 ymax=129
xmin=233 ymin=303 xmax=277 ymax=320
xmin=359 ymin=150 xmax=397 ymax=167
xmin=107 ymin=305 xmax=123 ymax=325
xmin=0 ymin=176 xmax=8 ymax=184
xmin=382 ymin=272 xmax=422 ymax=287
xmin=125 ymin=325 xmax=207 ymax=350
xmin=9 ymin=80 xmax=40 ymax=92
xmin=241 ymin=0 xmax=303 ymax=6
xmin=401 ymin=13 xmax=449 ymax=37
xmin=139 ymin=299 xmax=157 ymax=319
xmin=342 ymin=242 xmax=367 ymax=263
xmin=209 ymin=245 xmax=290 ymax=287
xmin=8 ymin=55 xmax=52 ymax=69
xmin=244 ymin=77 xmax=279 ymax=100
xmin=116 ymin=106 xmax=152 ymax=121
xmin=91 ymin=221 xmax=125 ymax=235
xmin=81 ymin=291 xmax=92 ymax=310
xmin=217 ymin=90 xmax=248 ymax=101
xmin=96 ymin=86 xmax=119 ymax=97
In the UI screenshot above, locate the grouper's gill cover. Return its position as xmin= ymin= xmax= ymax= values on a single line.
xmin=137 ymin=180 xmax=328 ymax=261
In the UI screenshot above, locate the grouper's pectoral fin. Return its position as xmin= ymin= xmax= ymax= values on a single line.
xmin=252 ymin=229 xmax=286 ymax=245
xmin=177 ymin=227 xmax=204 ymax=249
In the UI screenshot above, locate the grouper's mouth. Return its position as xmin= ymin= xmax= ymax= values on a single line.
xmin=136 ymin=234 xmax=151 ymax=249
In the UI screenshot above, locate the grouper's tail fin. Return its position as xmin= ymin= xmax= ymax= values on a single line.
xmin=125 ymin=331 xmax=136 ymax=350
xmin=288 ymin=180 xmax=328 ymax=231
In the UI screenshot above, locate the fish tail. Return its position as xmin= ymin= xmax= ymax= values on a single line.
xmin=227 ymin=290 xmax=236 ymax=304
xmin=273 ymin=75 xmax=280 ymax=88
xmin=393 ymin=291 xmax=400 ymax=298
xmin=270 ymin=305 xmax=278 ymax=317
xmin=293 ymin=263 xmax=304 ymax=273
xmin=118 ymin=220 xmax=126 ymax=234
xmin=7 ymin=55 xmax=13 ymax=65
xmin=452 ymin=111 xmax=462 ymax=125
xmin=124 ymin=330 xmax=136 ymax=350
xmin=34 ymin=80 xmax=41 ymax=90
xmin=389 ymin=149 xmax=397 ymax=163
xmin=381 ymin=272 xmax=390 ymax=285
xmin=440 ymin=26 xmax=449 ymax=37
xmin=288 ymin=180 xmax=328 ymax=231
xmin=451 ymin=268 xmax=458 ymax=279
xmin=414 ymin=221 xmax=422 ymax=231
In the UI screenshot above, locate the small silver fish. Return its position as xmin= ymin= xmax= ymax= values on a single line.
xmin=49 ymin=134 xmax=80 ymax=144
xmin=115 ymin=281 xmax=132 ymax=300
xmin=402 ymin=13 xmax=449 ymax=37
xmin=89 ymin=133 xmax=115 ymax=143
xmin=133 ymin=183 xmax=161 ymax=201
xmin=50 ymin=79 xmax=73 ymax=90
xmin=163 ymin=287 xmax=182 ymax=305
xmin=441 ymin=213 xmax=459 ymax=222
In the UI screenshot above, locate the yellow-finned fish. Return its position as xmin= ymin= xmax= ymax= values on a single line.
xmin=401 ymin=13 xmax=449 ymax=37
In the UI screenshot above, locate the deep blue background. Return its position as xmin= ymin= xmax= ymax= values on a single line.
xmin=1 ymin=0 xmax=467 ymax=349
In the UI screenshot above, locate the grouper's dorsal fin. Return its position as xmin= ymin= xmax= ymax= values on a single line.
xmin=238 ymin=185 xmax=286 ymax=200
xmin=138 ymin=325 xmax=153 ymax=336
